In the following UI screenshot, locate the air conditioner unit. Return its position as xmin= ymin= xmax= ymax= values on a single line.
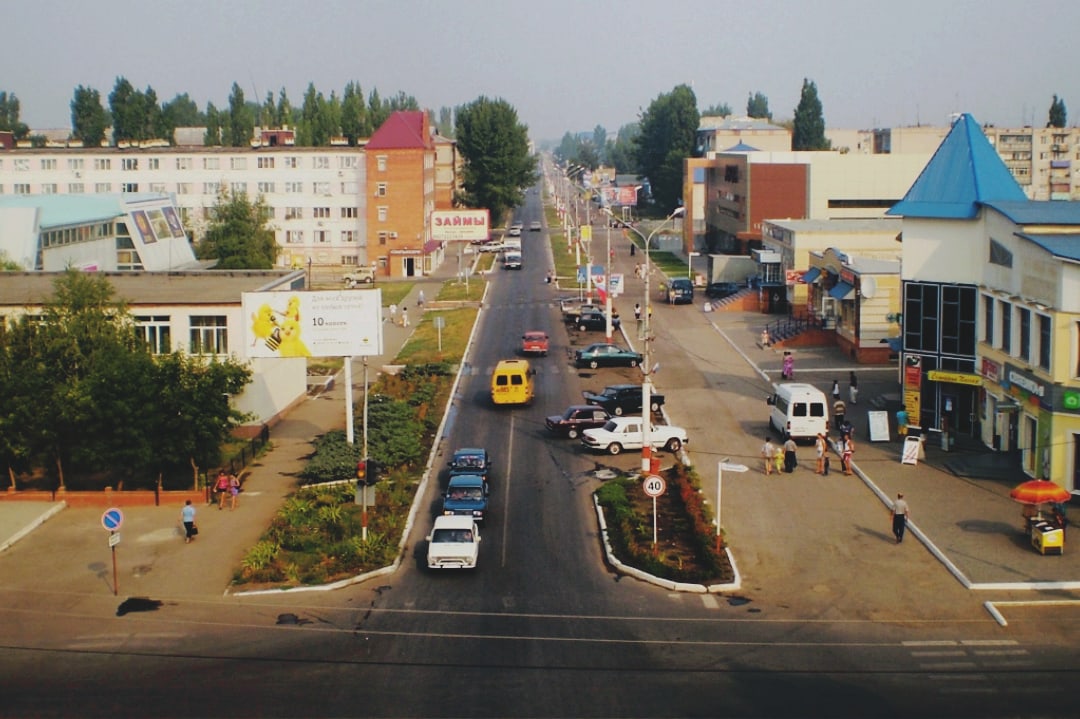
xmin=74 ymin=171 xmax=82 ymax=178
xmin=389 ymin=232 xmax=398 ymax=239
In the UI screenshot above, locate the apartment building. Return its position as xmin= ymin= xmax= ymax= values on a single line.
xmin=983 ymin=125 xmax=1080 ymax=201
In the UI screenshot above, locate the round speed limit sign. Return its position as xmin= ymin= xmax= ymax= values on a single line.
xmin=642 ymin=475 xmax=666 ymax=497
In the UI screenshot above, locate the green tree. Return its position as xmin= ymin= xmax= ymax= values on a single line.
xmin=143 ymin=86 xmax=167 ymax=141
xmin=108 ymin=76 xmax=139 ymax=144
xmin=204 ymin=101 xmax=223 ymax=146
xmin=592 ymin=124 xmax=608 ymax=163
xmin=634 ymin=84 xmax=699 ymax=212
xmin=701 ymin=102 xmax=732 ymax=117
xmin=454 ymin=96 xmax=538 ymax=225
xmin=0 ymin=91 xmax=30 ymax=140
xmin=261 ymin=90 xmax=277 ymax=127
xmin=197 ymin=188 xmax=278 ymax=269
xmin=226 ymin=82 xmax=254 ymax=147
xmin=70 ymin=86 xmax=109 ymax=147
xmin=792 ymin=78 xmax=830 ymax=150
xmin=746 ymin=91 xmax=772 ymax=120
xmin=607 ymin=122 xmax=640 ymax=174
xmin=434 ymin=106 xmax=454 ymax=138
xmin=368 ymin=88 xmax=390 ymax=135
xmin=161 ymin=92 xmax=203 ymax=139
xmin=340 ymin=81 xmax=367 ymax=145
xmin=1048 ymin=94 xmax=1067 ymax=128
xmin=276 ymin=88 xmax=294 ymax=129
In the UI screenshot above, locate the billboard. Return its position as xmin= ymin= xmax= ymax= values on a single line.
xmin=242 ymin=289 xmax=384 ymax=358
xmin=431 ymin=209 xmax=491 ymax=242
xmin=601 ymin=187 xmax=640 ymax=206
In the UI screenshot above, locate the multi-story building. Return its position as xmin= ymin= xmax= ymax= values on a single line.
xmin=983 ymin=125 xmax=1080 ymax=201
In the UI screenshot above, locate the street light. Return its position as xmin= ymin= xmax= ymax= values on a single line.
xmin=610 ymin=206 xmax=685 ymax=474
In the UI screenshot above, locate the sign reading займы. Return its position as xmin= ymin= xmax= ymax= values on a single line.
xmin=242 ymin=290 xmax=384 ymax=359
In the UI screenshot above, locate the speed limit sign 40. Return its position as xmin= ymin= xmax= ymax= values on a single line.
xmin=642 ymin=475 xmax=666 ymax=497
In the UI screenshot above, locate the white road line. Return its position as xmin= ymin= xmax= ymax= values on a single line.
xmin=910 ymin=650 xmax=967 ymax=658
xmin=700 ymin=594 xmax=719 ymax=609
xmin=927 ymin=674 xmax=990 ymax=682
xmin=903 ymin=640 xmax=959 ymax=647
xmin=971 ymin=649 xmax=1028 ymax=656
xmin=501 ymin=413 xmax=514 ymax=568
xmin=919 ymin=661 xmax=979 ymax=670
xmin=960 ymin=639 xmax=1019 ymax=646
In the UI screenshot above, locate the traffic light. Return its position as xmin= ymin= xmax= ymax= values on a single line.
xmin=365 ymin=459 xmax=380 ymax=486
xmin=356 ymin=458 xmax=368 ymax=485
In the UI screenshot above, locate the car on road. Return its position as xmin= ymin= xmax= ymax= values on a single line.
xmin=426 ymin=515 xmax=481 ymax=570
xmin=477 ymin=241 xmax=507 ymax=253
xmin=705 ymin=281 xmax=742 ymax=299
xmin=583 ymin=383 xmax=664 ymax=416
xmin=666 ymin=277 xmax=694 ymax=304
xmin=503 ymin=251 xmax=523 ymax=269
xmin=560 ymin=298 xmax=618 ymax=323
xmin=448 ymin=447 xmax=492 ymax=485
xmin=442 ymin=474 xmax=489 ymax=522
xmin=545 ymin=405 xmax=612 ymax=439
xmin=581 ymin=416 xmax=688 ymax=455
xmin=507 ymin=223 xmax=523 ymax=237
xmin=521 ymin=331 xmax=549 ymax=356
xmin=529 ymin=221 xmax=542 ymax=232
xmin=574 ymin=342 xmax=642 ymax=369
xmin=575 ymin=309 xmax=620 ymax=332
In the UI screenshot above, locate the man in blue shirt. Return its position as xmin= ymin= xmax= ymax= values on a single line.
xmin=181 ymin=500 xmax=197 ymax=543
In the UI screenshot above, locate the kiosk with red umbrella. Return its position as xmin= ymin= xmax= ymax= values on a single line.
xmin=1010 ymin=480 xmax=1070 ymax=555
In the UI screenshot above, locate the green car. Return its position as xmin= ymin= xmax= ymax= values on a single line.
xmin=574 ymin=343 xmax=643 ymax=369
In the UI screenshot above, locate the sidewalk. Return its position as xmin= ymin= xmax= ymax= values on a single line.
xmin=0 ymin=261 xmax=464 ymax=598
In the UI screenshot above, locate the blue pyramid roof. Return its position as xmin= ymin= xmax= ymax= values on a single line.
xmin=723 ymin=141 xmax=760 ymax=152
xmin=887 ymin=113 xmax=1026 ymax=219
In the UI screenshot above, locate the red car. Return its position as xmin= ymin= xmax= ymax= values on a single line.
xmin=521 ymin=331 xmax=549 ymax=356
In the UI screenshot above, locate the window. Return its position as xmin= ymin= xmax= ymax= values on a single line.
xmin=378 ymin=231 xmax=389 ymax=245
xmin=94 ymin=158 xmax=111 ymax=171
xmin=313 ymin=156 xmax=330 ymax=169
xmin=176 ymin=157 xmax=192 ymax=170
xmin=376 ymin=155 xmax=387 ymax=171
xmin=284 ymin=207 xmax=302 ymax=220
xmin=342 ymin=254 xmax=359 ymax=265
xmin=1039 ymin=315 xmax=1051 ymax=371
xmin=67 ymin=158 xmax=84 ymax=171
xmin=257 ymin=181 xmax=275 ymax=194
xmin=284 ymin=156 xmax=299 ymax=169
xmin=134 ymin=316 xmax=172 ymax=354
xmin=339 ymin=156 xmax=358 ymax=169
xmin=939 ymin=285 xmax=976 ymax=357
xmin=95 ymin=182 xmax=112 ymax=193
xmin=203 ymin=182 xmax=220 ymax=195
xmin=377 ymin=206 xmax=388 ymax=222
xmin=315 ymin=230 xmax=328 ymax=243
xmin=41 ymin=158 xmax=57 ymax=170
xmin=257 ymin=157 xmax=275 ymax=169
xmin=313 ymin=181 xmax=330 ymax=195
xmin=375 ymin=182 xmax=387 ymax=197
xmin=983 ymin=295 xmax=994 ymax=345
xmin=231 ymin=181 xmax=247 ymax=196
xmin=313 ymin=207 xmax=330 ymax=219
xmin=148 ymin=158 xmax=160 ymax=170
xmin=189 ymin=316 xmax=228 ymax=355
xmin=122 ymin=157 xmax=139 ymax=171
xmin=286 ymin=230 xmax=304 ymax=244
xmin=231 ymin=157 xmax=247 ymax=170
xmin=341 ymin=207 xmax=358 ymax=219
xmin=341 ymin=230 xmax=356 ymax=243
xmin=1019 ymin=308 xmax=1031 ymax=361
xmin=285 ymin=181 xmax=303 ymax=193
xmin=176 ymin=183 xmax=191 ymax=195
xmin=41 ymin=183 xmax=58 ymax=194
xmin=13 ymin=158 xmax=29 ymax=171
xmin=68 ymin=182 xmax=85 ymax=193
xmin=120 ymin=182 xmax=137 ymax=193
xmin=989 ymin=239 xmax=1013 ymax=267
xmin=14 ymin=183 xmax=30 ymax=194
xmin=203 ymin=157 xmax=220 ymax=170
xmin=149 ymin=182 xmax=166 ymax=193
xmin=1000 ymin=300 xmax=1011 ymax=354
xmin=903 ymin=282 xmax=938 ymax=353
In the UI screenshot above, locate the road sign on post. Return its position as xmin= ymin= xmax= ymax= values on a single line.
xmin=643 ymin=475 xmax=666 ymax=552
xmin=101 ymin=508 xmax=124 ymax=532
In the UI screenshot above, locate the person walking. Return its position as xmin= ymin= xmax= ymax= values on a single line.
xmin=228 ymin=471 xmax=241 ymax=510
xmin=849 ymin=371 xmax=859 ymax=404
xmin=831 ymin=379 xmax=840 ymax=401
xmin=833 ymin=398 xmax=846 ymax=436
xmin=783 ymin=435 xmax=798 ymax=473
xmin=891 ymin=492 xmax=911 ymax=543
xmin=760 ymin=328 xmax=771 ymax=348
xmin=214 ymin=470 xmax=230 ymax=509
xmin=417 ymin=289 xmax=425 ymax=308
xmin=181 ymin=500 xmax=197 ymax=543
xmin=634 ymin=303 xmax=642 ymax=323
xmin=842 ymin=434 xmax=855 ymax=475
xmin=815 ymin=433 xmax=827 ymax=474
xmin=782 ymin=352 xmax=794 ymax=380
xmin=761 ymin=436 xmax=776 ymax=476
xmin=389 ymin=303 xmax=398 ymax=325
xmin=401 ymin=306 xmax=409 ymax=327
xmin=896 ymin=408 xmax=909 ymax=437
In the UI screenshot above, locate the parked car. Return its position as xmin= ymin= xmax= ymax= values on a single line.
xmin=521 ymin=331 xmax=549 ymax=356
xmin=581 ymin=416 xmax=688 ymax=455
xmin=705 ymin=281 xmax=742 ymax=299
xmin=583 ymin=383 xmax=664 ymax=416
xmin=343 ymin=266 xmax=377 ymax=287
xmin=666 ymin=277 xmax=694 ymax=304
xmin=442 ymin=474 xmax=489 ymax=522
xmin=561 ymin=299 xmax=618 ymax=324
xmin=545 ymin=405 xmax=612 ymax=439
xmin=426 ymin=515 xmax=481 ymax=570
xmin=574 ymin=343 xmax=642 ymax=369
xmin=529 ymin=221 xmax=542 ymax=232
xmin=507 ymin=224 xmax=523 ymax=237
xmin=575 ymin=309 xmax=620 ymax=332
xmin=477 ymin=241 xmax=507 ymax=253
xmin=448 ymin=447 xmax=492 ymax=485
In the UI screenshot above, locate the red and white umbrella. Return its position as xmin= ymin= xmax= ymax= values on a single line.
xmin=1009 ymin=480 xmax=1071 ymax=506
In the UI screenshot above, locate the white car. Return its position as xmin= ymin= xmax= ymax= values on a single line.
xmin=508 ymin=224 xmax=523 ymax=237
xmin=581 ymin=417 xmax=688 ymax=455
xmin=427 ymin=515 xmax=481 ymax=569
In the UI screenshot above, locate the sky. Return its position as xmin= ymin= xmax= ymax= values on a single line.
xmin=4 ymin=0 xmax=1078 ymax=144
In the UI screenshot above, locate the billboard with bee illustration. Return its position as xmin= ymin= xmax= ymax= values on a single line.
xmin=242 ymin=289 xmax=384 ymax=358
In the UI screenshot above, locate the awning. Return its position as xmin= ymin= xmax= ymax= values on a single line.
xmin=801 ymin=267 xmax=822 ymax=284
xmin=829 ymin=281 xmax=855 ymax=300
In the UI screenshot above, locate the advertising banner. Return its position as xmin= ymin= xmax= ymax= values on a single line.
xmin=242 ymin=289 xmax=384 ymax=358
xmin=431 ymin=209 xmax=490 ymax=242
xmin=601 ymin=187 xmax=640 ymax=206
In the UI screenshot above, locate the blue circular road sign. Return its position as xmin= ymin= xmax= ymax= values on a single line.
xmin=101 ymin=508 xmax=124 ymax=532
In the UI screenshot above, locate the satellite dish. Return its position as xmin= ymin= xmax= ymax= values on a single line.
xmin=861 ymin=276 xmax=877 ymax=299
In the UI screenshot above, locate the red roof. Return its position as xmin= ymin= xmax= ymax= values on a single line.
xmin=366 ymin=111 xmax=431 ymax=150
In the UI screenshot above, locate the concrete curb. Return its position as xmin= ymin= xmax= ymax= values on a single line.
xmin=0 ymin=502 xmax=66 ymax=553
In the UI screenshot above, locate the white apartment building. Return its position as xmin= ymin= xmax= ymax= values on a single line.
xmin=983 ymin=125 xmax=1080 ymax=201
xmin=0 ymin=145 xmax=368 ymax=270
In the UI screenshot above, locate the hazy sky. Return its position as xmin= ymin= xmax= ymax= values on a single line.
xmin=5 ymin=0 xmax=1077 ymax=142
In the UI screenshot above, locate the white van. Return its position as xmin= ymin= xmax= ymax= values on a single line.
xmin=766 ymin=383 xmax=829 ymax=441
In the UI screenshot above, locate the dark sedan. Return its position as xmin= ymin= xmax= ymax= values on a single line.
xmin=575 ymin=309 xmax=620 ymax=332
xmin=574 ymin=343 xmax=642 ymax=369
xmin=705 ymin=281 xmax=742 ymax=299
xmin=448 ymin=447 xmax=492 ymax=484
xmin=582 ymin=383 xmax=665 ymax=416
xmin=545 ymin=405 xmax=612 ymax=439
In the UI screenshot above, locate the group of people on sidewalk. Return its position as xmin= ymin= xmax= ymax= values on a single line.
xmin=179 ymin=469 xmax=241 ymax=543
xmin=761 ymin=430 xmax=855 ymax=477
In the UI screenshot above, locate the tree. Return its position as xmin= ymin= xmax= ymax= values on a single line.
xmin=0 ymin=91 xmax=30 ymax=140
xmin=276 ymin=88 xmax=295 ymax=129
xmin=197 ymin=188 xmax=278 ymax=269
xmin=454 ymin=96 xmax=538 ymax=225
xmin=746 ymin=91 xmax=772 ymax=120
xmin=108 ymin=77 xmax=139 ymax=144
xmin=161 ymin=93 xmax=203 ymax=137
xmin=70 ymin=86 xmax=109 ymax=147
xmin=1048 ymin=94 xmax=1067 ymax=128
xmin=204 ymin=102 xmax=223 ymax=146
xmin=634 ymin=84 xmax=699 ymax=212
xmin=607 ymin=122 xmax=640 ymax=174
xmin=261 ymin=90 xmax=277 ymax=128
xmin=592 ymin=124 xmax=608 ymax=163
xmin=434 ymin=106 xmax=454 ymax=138
xmin=791 ymin=78 xmax=830 ymax=151
xmin=340 ymin=81 xmax=368 ymax=145
xmin=701 ymin=102 xmax=732 ymax=117
xmin=226 ymin=82 xmax=254 ymax=147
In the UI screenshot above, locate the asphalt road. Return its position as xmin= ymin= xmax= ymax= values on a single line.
xmin=2 ymin=185 xmax=1079 ymax=718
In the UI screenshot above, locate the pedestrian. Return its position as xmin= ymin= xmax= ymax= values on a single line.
xmin=630 ymin=243 xmax=636 ymax=257
xmin=389 ymin=303 xmax=398 ymax=325
xmin=634 ymin=303 xmax=642 ymax=322
xmin=833 ymin=398 xmax=846 ymax=435
xmin=181 ymin=500 xmax=197 ymax=543
xmin=228 ymin=471 xmax=241 ymax=510
xmin=815 ymin=433 xmax=827 ymax=474
xmin=842 ymin=435 xmax=855 ymax=475
xmin=214 ymin=470 xmax=230 ymax=509
xmin=849 ymin=371 xmax=859 ymax=404
xmin=831 ymin=379 xmax=840 ymax=400
xmin=417 ymin=289 xmax=425 ymax=307
xmin=896 ymin=408 xmax=909 ymax=437
xmin=761 ymin=436 xmax=776 ymax=476
xmin=401 ymin=306 xmax=409 ymax=327
xmin=761 ymin=328 xmax=770 ymax=348
xmin=783 ymin=435 xmax=798 ymax=473
xmin=891 ymin=492 xmax=910 ymax=543
xmin=774 ymin=444 xmax=785 ymax=474
xmin=782 ymin=352 xmax=794 ymax=380
xmin=647 ymin=304 xmax=652 ymax=322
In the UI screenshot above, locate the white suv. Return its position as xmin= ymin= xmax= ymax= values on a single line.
xmin=427 ymin=515 xmax=481 ymax=569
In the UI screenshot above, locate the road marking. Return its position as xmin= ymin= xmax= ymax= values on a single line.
xmin=700 ymin=594 xmax=719 ymax=609
xmin=960 ymin=639 xmax=1019 ymax=646
xmin=910 ymin=650 xmax=966 ymax=657
xmin=926 ymin=674 xmax=990 ymax=682
xmin=500 ymin=413 xmax=514 ymax=568
xmin=903 ymin=640 xmax=959 ymax=647
xmin=919 ymin=661 xmax=978 ymax=670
